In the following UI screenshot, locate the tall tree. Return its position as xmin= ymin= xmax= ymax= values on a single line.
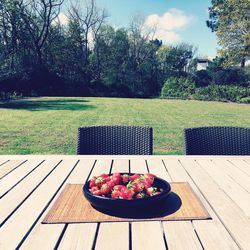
xmin=207 ymin=0 xmax=250 ymax=67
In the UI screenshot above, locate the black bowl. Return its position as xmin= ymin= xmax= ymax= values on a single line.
xmin=83 ymin=173 xmax=171 ymax=213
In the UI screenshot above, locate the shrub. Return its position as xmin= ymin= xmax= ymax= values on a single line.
xmin=193 ymin=85 xmax=249 ymax=102
xmin=0 ymin=91 xmax=22 ymax=101
xmin=193 ymin=70 xmax=212 ymax=87
xmin=238 ymin=97 xmax=250 ymax=104
xmin=211 ymin=68 xmax=249 ymax=87
xmin=161 ymin=77 xmax=195 ymax=99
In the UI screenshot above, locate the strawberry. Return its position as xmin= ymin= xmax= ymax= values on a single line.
xmin=121 ymin=174 xmax=130 ymax=184
xmin=100 ymin=173 xmax=109 ymax=178
xmin=89 ymin=177 xmax=97 ymax=188
xmin=146 ymin=187 xmax=157 ymax=196
xmin=112 ymin=173 xmax=121 ymax=184
xmin=113 ymin=185 xmax=126 ymax=192
xmin=107 ymin=180 xmax=115 ymax=189
xmin=100 ymin=183 xmax=111 ymax=195
xmin=136 ymin=192 xmax=146 ymax=199
xmin=95 ymin=176 xmax=106 ymax=186
xmin=144 ymin=177 xmax=153 ymax=188
xmin=131 ymin=182 xmax=144 ymax=193
xmin=120 ymin=188 xmax=134 ymax=200
xmin=144 ymin=173 xmax=156 ymax=181
xmin=111 ymin=190 xmax=121 ymax=199
xmin=129 ymin=174 xmax=140 ymax=181
xmin=92 ymin=189 xmax=102 ymax=196
xmin=90 ymin=186 xmax=99 ymax=193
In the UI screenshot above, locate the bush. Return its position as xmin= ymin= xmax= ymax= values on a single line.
xmin=193 ymin=85 xmax=249 ymax=102
xmin=193 ymin=70 xmax=212 ymax=87
xmin=238 ymin=97 xmax=250 ymax=104
xmin=0 ymin=91 xmax=22 ymax=101
xmin=211 ymin=68 xmax=249 ymax=87
xmin=161 ymin=77 xmax=195 ymax=99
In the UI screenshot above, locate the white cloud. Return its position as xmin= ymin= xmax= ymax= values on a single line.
xmin=145 ymin=8 xmax=194 ymax=44
xmin=53 ymin=13 xmax=69 ymax=26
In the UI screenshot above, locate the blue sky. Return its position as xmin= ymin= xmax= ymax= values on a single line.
xmin=95 ymin=0 xmax=218 ymax=58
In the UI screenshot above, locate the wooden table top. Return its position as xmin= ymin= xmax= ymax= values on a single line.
xmin=0 ymin=155 xmax=250 ymax=250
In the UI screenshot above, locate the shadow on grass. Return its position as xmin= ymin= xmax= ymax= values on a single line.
xmin=0 ymin=98 xmax=95 ymax=111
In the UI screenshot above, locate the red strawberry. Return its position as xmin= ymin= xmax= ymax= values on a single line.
xmin=132 ymin=182 xmax=144 ymax=193
xmin=129 ymin=174 xmax=140 ymax=181
xmin=95 ymin=176 xmax=106 ymax=186
xmin=113 ymin=185 xmax=126 ymax=192
xmin=120 ymin=188 xmax=134 ymax=200
xmin=144 ymin=173 xmax=156 ymax=180
xmin=100 ymin=173 xmax=109 ymax=178
xmin=144 ymin=177 xmax=153 ymax=188
xmin=100 ymin=183 xmax=111 ymax=195
xmin=107 ymin=181 xmax=115 ymax=189
xmin=111 ymin=190 xmax=121 ymax=199
xmin=121 ymin=174 xmax=130 ymax=184
xmin=136 ymin=192 xmax=146 ymax=198
xmin=146 ymin=187 xmax=157 ymax=196
xmin=90 ymin=186 xmax=99 ymax=193
xmin=124 ymin=189 xmax=135 ymax=200
xmin=92 ymin=189 xmax=102 ymax=196
xmin=112 ymin=173 xmax=121 ymax=184
xmin=89 ymin=177 xmax=97 ymax=188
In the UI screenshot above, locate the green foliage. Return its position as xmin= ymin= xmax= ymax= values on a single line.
xmin=161 ymin=77 xmax=195 ymax=99
xmin=238 ymin=97 xmax=250 ymax=104
xmin=157 ymin=43 xmax=195 ymax=78
xmin=193 ymin=85 xmax=249 ymax=102
xmin=0 ymin=91 xmax=22 ymax=101
xmin=207 ymin=0 xmax=250 ymax=67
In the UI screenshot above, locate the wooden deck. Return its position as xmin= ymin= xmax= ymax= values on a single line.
xmin=0 ymin=155 xmax=250 ymax=250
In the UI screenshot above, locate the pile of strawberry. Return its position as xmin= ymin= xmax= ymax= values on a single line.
xmin=88 ymin=173 xmax=163 ymax=200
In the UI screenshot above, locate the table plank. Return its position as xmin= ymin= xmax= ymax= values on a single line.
xmin=196 ymin=159 xmax=250 ymax=217
xmin=130 ymin=158 xmax=167 ymax=250
xmin=0 ymin=159 xmax=26 ymax=179
xmin=180 ymin=158 xmax=250 ymax=250
xmin=0 ymin=159 xmax=43 ymax=198
xmin=229 ymin=159 xmax=250 ymax=177
xmin=0 ymin=159 xmax=61 ymax=225
xmin=163 ymin=221 xmax=202 ymax=250
xmin=146 ymin=158 xmax=171 ymax=181
xmin=58 ymin=224 xmax=97 ymax=250
xmin=20 ymin=158 xmax=96 ymax=250
xmin=212 ymin=159 xmax=250 ymax=192
xmin=0 ymin=159 xmax=78 ymax=249
xmin=95 ymin=223 xmax=129 ymax=250
xmin=164 ymin=158 xmax=240 ymax=250
xmin=132 ymin=222 xmax=166 ymax=250
xmin=93 ymin=159 xmax=130 ymax=250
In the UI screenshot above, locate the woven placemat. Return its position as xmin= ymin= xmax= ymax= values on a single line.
xmin=42 ymin=182 xmax=211 ymax=223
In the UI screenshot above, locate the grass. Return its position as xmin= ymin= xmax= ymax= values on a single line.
xmin=0 ymin=97 xmax=250 ymax=155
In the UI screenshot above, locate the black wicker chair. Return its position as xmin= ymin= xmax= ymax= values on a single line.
xmin=184 ymin=126 xmax=250 ymax=155
xmin=77 ymin=126 xmax=153 ymax=155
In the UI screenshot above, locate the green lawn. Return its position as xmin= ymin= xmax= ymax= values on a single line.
xmin=0 ymin=97 xmax=250 ymax=155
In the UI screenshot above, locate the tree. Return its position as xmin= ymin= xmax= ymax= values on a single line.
xmin=207 ymin=0 xmax=250 ymax=67
xmin=157 ymin=43 xmax=195 ymax=79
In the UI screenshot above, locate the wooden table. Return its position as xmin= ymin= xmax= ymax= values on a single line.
xmin=0 ymin=155 xmax=250 ymax=250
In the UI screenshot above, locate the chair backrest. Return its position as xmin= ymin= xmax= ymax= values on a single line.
xmin=184 ymin=126 xmax=250 ymax=155
xmin=77 ymin=126 xmax=153 ymax=155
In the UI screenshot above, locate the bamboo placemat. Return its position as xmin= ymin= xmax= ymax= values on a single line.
xmin=42 ymin=182 xmax=211 ymax=223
